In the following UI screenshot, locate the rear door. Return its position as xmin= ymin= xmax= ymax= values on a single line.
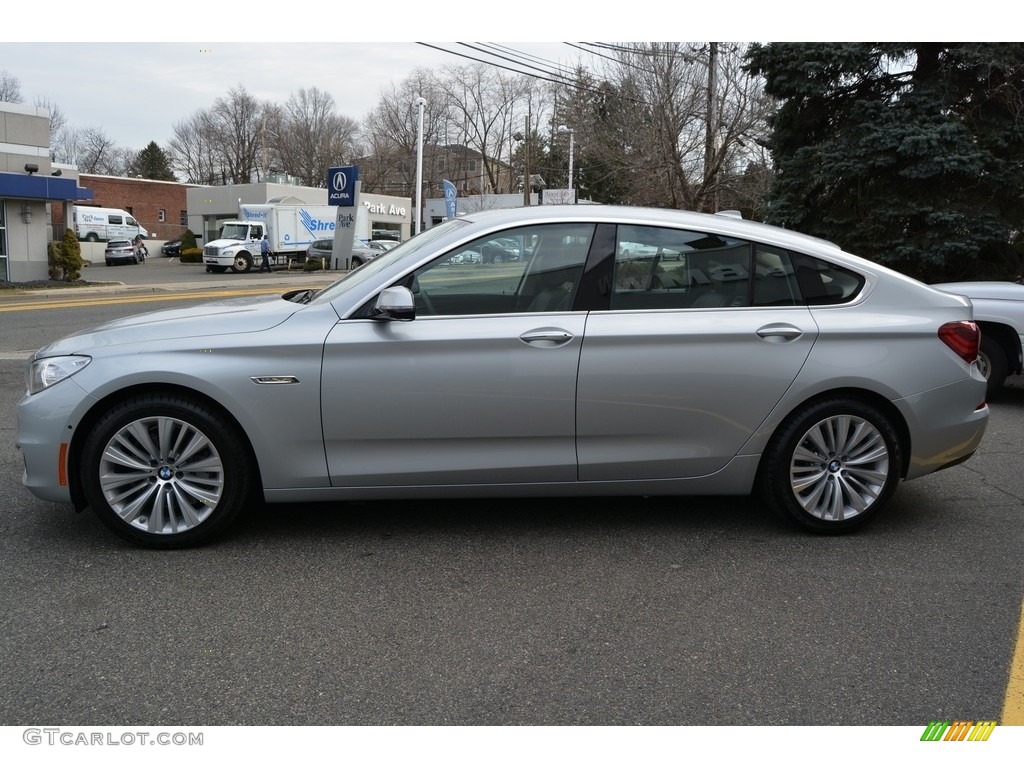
xmin=575 ymin=226 xmax=818 ymax=480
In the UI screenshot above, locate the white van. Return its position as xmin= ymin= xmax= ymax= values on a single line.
xmin=73 ymin=206 xmax=150 ymax=242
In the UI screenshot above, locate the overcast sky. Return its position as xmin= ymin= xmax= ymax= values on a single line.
xmin=1 ymin=41 xmax=589 ymax=150
xmin=1 ymin=4 xmax=1005 ymax=153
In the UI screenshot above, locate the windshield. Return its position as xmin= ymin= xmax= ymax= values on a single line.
xmin=310 ymin=219 xmax=469 ymax=304
xmin=220 ymin=223 xmax=251 ymax=240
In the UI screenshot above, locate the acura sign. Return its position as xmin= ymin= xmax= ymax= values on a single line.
xmin=327 ymin=166 xmax=359 ymax=206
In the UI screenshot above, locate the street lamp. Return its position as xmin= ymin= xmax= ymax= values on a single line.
xmin=557 ymin=124 xmax=574 ymax=203
xmin=414 ymin=96 xmax=426 ymax=235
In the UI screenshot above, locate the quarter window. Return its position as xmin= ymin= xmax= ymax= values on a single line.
xmin=792 ymin=252 xmax=865 ymax=305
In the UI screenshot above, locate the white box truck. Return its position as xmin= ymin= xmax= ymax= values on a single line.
xmin=73 ymin=206 xmax=150 ymax=242
xmin=202 ymin=203 xmax=371 ymax=273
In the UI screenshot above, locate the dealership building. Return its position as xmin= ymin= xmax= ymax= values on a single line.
xmin=0 ymin=101 xmax=93 ymax=282
xmin=185 ymin=183 xmax=412 ymax=245
xmin=1 ymin=100 xmax=414 ymax=282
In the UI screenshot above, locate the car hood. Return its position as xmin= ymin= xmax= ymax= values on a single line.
xmin=35 ymin=294 xmax=300 ymax=358
xmin=933 ymin=281 xmax=1024 ymax=302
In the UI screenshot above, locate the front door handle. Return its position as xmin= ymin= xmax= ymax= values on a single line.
xmin=520 ymin=330 xmax=575 ymax=347
xmin=756 ymin=324 xmax=803 ymax=341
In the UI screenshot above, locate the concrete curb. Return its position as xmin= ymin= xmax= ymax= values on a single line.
xmin=0 ymin=271 xmax=341 ymax=300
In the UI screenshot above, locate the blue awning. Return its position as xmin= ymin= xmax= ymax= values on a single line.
xmin=0 ymin=173 xmax=93 ymax=201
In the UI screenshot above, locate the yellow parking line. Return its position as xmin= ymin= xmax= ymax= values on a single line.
xmin=1002 ymin=600 xmax=1024 ymax=724
xmin=0 ymin=287 xmax=299 ymax=313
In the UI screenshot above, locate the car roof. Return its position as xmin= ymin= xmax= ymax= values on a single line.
xmin=456 ymin=205 xmax=843 ymax=254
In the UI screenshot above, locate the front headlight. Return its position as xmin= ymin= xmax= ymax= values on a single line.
xmin=27 ymin=355 xmax=91 ymax=395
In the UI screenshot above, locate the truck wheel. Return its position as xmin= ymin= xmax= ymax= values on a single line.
xmin=232 ymin=253 xmax=253 ymax=273
xmin=209 ymin=266 xmax=228 ymax=274
xmin=978 ymin=335 xmax=1008 ymax=399
xmin=85 ymin=233 xmax=99 ymax=242
xmin=80 ymin=393 xmax=255 ymax=548
xmin=757 ymin=398 xmax=901 ymax=534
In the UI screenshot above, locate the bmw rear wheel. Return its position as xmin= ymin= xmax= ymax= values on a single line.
xmin=759 ymin=398 xmax=901 ymax=533
xmin=80 ymin=393 xmax=255 ymax=547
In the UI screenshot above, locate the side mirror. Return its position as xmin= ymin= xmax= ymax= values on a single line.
xmin=372 ymin=286 xmax=416 ymax=321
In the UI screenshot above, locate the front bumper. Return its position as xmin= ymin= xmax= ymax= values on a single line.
xmin=16 ymin=376 xmax=94 ymax=505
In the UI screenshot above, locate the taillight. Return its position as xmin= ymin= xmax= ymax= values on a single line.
xmin=938 ymin=321 xmax=980 ymax=364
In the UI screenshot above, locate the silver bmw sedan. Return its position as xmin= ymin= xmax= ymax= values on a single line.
xmin=17 ymin=205 xmax=990 ymax=547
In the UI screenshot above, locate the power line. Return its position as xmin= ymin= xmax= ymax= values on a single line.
xmin=417 ymin=43 xmax=579 ymax=89
xmin=416 ymin=42 xmax=651 ymax=106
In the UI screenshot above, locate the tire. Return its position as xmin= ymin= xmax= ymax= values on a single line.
xmin=977 ymin=335 xmax=1008 ymax=399
xmin=351 ymin=257 xmax=363 ymax=268
xmin=232 ymin=252 xmax=253 ymax=273
xmin=209 ymin=265 xmax=228 ymax=274
xmin=85 ymin=233 xmax=99 ymax=242
xmin=105 ymin=260 xmax=113 ymax=266
xmin=758 ymin=398 xmax=901 ymax=534
xmin=80 ymin=393 xmax=256 ymax=548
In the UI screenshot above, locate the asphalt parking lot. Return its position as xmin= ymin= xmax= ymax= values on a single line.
xmin=0 ymin=253 xmax=1022 ymax=735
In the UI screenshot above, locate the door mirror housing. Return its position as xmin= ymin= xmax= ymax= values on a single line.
xmin=372 ymin=286 xmax=416 ymax=321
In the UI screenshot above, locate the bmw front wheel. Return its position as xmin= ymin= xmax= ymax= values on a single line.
xmin=80 ymin=393 xmax=255 ymax=547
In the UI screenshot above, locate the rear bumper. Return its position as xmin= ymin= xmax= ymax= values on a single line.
xmin=898 ymin=374 xmax=989 ymax=480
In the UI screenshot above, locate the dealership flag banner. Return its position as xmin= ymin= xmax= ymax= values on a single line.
xmin=443 ymin=179 xmax=458 ymax=220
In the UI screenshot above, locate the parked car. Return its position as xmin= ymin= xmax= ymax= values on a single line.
xmin=17 ymin=205 xmax=989 ymax=548
xmin=306 ymin=239 xmax=378 ymax=268
xmin=160 ymin=237 xmax=183 ymax=257
xmin=365 ymin=239 xmax=399 ymax=254
xmin=932 ymin=280 xmax=1024 ymax=397
xmin=104 ymin=239 xmax=144 ymax=266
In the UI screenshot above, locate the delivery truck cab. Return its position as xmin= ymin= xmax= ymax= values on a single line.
xmin=73 ymin=206 xmax=149 ymax=242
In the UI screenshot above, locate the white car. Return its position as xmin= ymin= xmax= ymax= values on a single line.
xmin=932 ymin=280 xmax=1024 ymax=397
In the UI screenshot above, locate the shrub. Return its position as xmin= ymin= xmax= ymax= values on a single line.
xmin=180 ymin=247 xmax=204 ymax=264
xmin=181 ymin=229 xmax=198 ymax=251
xmin=303 ymin=257 xmax=324 ymax=271
xmin=49 ymin=228 xmax=84 ymax=281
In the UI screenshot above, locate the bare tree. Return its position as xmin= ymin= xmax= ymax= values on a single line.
xmin=35 ymin=96 xmax=66 ymax=145
xmin=272 ymin=87 xmax=360 ymax=187
xmin=66 ymin=126 xmax=118 ymax=174
xmin=555 ymin=43 xmax=772 ymax=211
xmin=0 ymin=70 xmax=22 ymax=103
xmin=208 ymin=84 xmax=263 ymax=184
xmin=360 ymin=69 xmax=452 ymax=196
xmin=436 ymin=63 xmax=533 ymax=194
xmin=168 ymin=111 xmax=219 ymax=184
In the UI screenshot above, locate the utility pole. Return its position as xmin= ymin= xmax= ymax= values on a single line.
xmin=704 ymin=42 xmax=718 ymax=212
xmin=523 ymin=111 xmax=530 ymax=206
